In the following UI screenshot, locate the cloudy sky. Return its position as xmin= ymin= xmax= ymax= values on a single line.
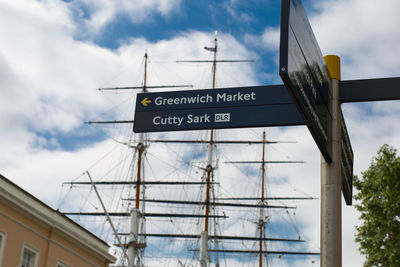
xmin=1 ymin=0 xmax=400 ymax=266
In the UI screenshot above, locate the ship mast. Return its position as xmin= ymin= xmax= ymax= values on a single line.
xmin=204 ymin=33 xmax=218 ymax=235
xmin=176 ymin=32 xmax=254 ymax=267
xmin=259 ymin=131 xmax=267 ymax=267
xmin=129 ymin=52 xmax=148 ymax=267
xmin=134 ymin=52 xmax=148 ymax=217
xmin=68 ymin=52 xmax=193 ymax=267
xmin=202 ymin=32 xmax=217 ymax=267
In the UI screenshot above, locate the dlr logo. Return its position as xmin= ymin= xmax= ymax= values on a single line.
xmin=215 ymin=113 xmax=230 ymax=122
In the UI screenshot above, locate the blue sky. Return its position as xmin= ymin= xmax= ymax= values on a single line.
xmin=1 ymin=0 xmax=400 ymax=266
xmin=78 ymin=1 xmax=281 ymax=48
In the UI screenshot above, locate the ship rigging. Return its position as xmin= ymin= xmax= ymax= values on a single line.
xmin=60 ymin=33 xmax=320 ymax=267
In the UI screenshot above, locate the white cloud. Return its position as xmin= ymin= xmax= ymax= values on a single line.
xmin=255 ymin=0 xmax=400 ymax=79
xmin=311 ymin=0 xmax=400 ymax=79
xmin=0 ymin=0 xmax=258 ymax=211
xmin=260 ymin=27 xmax=280 ymax=51
xmin=115 ymin=31 xmax=258 ymax=89
xmin=69 ymin=0 xmax=181 ymax=35
xmin=223 ymin=0 xmax=254 ymax=24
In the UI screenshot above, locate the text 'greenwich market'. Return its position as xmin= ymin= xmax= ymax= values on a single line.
xmin=153 ymin=91 xmax=257 ymax=106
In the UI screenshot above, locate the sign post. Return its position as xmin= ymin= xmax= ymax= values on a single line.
xmin=279 ymin=1 xmax=350 ymax=266
xmin=321 ymin=55 xmax=342 ymax=267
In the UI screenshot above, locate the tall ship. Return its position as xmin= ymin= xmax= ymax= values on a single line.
xmin=60 ymin=33 xmax=320 ymax=267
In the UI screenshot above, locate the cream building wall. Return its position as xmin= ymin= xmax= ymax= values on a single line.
xmin=0 ymin=174 xmax=116 ymax=267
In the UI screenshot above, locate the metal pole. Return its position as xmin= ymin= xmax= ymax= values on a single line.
xmin=128 ymin=208 xmax=140 ymax=267
xmin=143 ymin=52 xmax=148 ymax=92
xmin=131 ymin=132 xmax=145 ymax=266
xmin=321 ymin=55 xmax=342 ymax=267
xmin=135 ymin=133 xmax=144 ymax=209
xmin=204 ymin=129 xmax=214 ymax=233
xmin=200 ymin=231 xmax=208 ymax=267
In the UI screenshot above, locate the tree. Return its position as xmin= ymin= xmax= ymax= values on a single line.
xmin=354 ymin=145 xmax=400 ymax=267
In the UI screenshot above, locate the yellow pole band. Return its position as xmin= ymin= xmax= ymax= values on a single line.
xmin=324 ymin=55 xmax=341 ymax=80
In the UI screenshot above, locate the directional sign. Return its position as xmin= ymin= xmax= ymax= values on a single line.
xmin=341 ymin=115 xmax=353 ymax=205
xmin=340 ymin=77 xmax=400 ymax=103
xmin=133 ymin=85 xmax=303 ymax=132
xmin=279 ymin=0 xmax=332 ymax=162
xmin=133 ymin=84 xmax=356 ymax=204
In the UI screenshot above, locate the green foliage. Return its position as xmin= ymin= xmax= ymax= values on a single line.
xmin=354 ymin=145 xmax=400 ymax=267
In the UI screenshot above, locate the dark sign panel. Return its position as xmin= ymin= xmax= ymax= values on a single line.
xmin=133 ymin=85 xmax=303 ymax=132
xmin=341 ymin=115 xmax=354 ymax=205
xmin=279 ymin=0 xmax=332 ymax=162
xmin=135 ymin=85 xmax=293 ymax=112
xmin=134 ymin=104 xmax=302 ymax=132
xmin=340 ymin=77 xmax=400 ymax=103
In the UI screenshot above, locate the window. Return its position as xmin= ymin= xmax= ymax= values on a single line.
xmin=20 ymin=245 xmax=39 ymax=267
xmin=0 ymin=231 xmax=6 ymax=265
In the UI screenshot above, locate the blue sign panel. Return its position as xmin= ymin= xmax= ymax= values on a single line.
xmin=133 ymin=85 xmax=303 ymax=132
xmin=279 ymin=0 xmax=332 ymax=162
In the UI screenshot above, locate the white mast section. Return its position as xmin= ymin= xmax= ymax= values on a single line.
xmin=129 ymin=208 xmax=140 ymax=267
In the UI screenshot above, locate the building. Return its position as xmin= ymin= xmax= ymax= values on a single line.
xmin=0 ymin=174 xmax=116 ymax=267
